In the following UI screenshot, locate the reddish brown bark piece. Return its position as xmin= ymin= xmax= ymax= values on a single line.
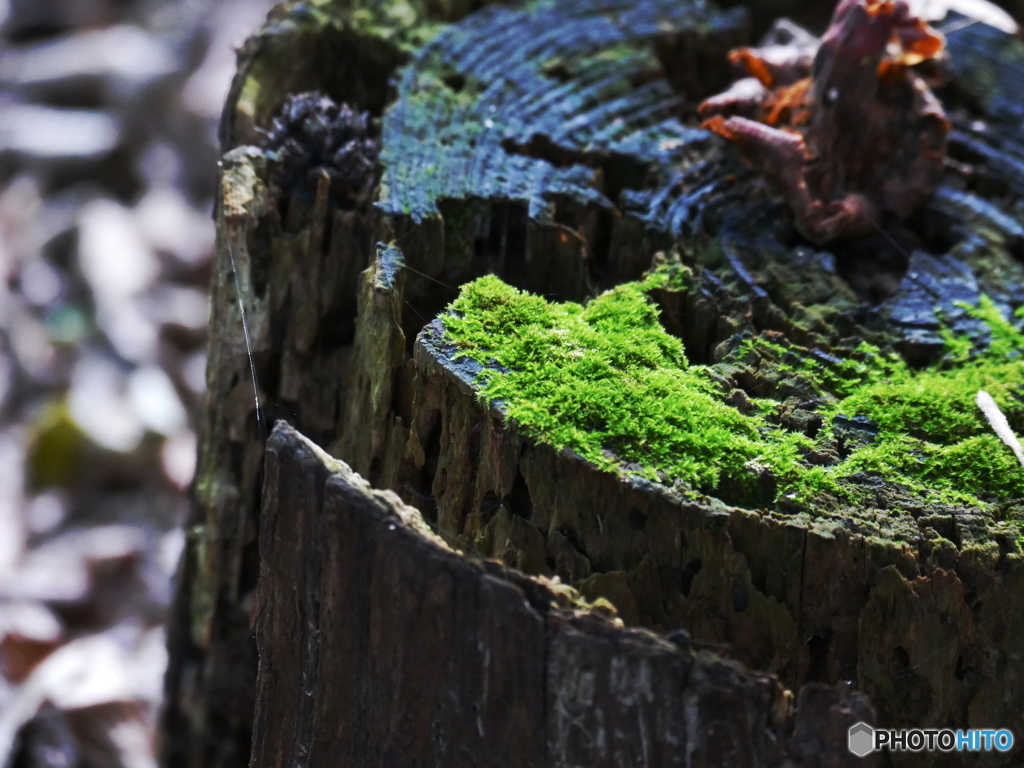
xmin=699 ymin=0 xmax=949 ymax=243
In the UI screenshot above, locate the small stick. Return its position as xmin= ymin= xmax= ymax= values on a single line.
xmin=976 ymin=389 xmax=1024 ymax=468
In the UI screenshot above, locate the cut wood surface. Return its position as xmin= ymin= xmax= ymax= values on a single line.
xmin=161 ymin=0 xmax=1024 ymax=766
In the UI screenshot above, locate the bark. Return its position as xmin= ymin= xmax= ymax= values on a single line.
xmin=161 ymin=1 xmax=1024 ymax=767
xmin=254 ymin=421 xmax=871 ymax=768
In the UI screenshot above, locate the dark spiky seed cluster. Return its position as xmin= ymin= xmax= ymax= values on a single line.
xmin=260 ymin=92 xmax=380 ymax=208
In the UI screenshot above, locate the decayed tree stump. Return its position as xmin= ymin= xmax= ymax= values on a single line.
xmin=161 ymin=0 xmax=1024 ymax=766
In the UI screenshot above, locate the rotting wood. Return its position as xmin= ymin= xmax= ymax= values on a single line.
xmin=159 ymin=2 xmax=491 ymax=764
xmin=163 ymin=0 xmax=1024 ymax=766
xmin=254 ymin=421 xmax=873 ymax=768
xmin=335 ymin=4 xmax=1024 ymax=759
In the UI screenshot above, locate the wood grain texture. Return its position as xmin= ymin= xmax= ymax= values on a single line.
xmin=253 ymin=422 xmax=872 ymax=768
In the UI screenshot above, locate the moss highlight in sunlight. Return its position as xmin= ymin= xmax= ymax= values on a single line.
xmin=444 ymin=273 xmax=768 ymax=488
xmin=442 ymin=273 xmax=1024 ymax=514
xmin=795 ymin=295 xmax=1024 ymax=505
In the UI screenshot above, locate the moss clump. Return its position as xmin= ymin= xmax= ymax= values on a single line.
xmin=443 ymin=272 xmax=809 ymax=491
xmin=715 ymin=295 xmax=1024 ymax=509
xmin=788 ymin=296 xmax=1024 ymax=505
xmin=830 ymin=362 xmax=1024 ymax=500
xmin=442 ymin=275 xmax=1024 ymax=515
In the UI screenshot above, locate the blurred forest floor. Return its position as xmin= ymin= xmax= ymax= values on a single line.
xmin=0 ymin=0 xmax=275 ymax=765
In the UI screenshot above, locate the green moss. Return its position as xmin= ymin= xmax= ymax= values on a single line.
xmin=347 ymin=0 xmax=447 ymax=51
xmin=445 ymin=274 xmax=774 ymax=488
xmin=442 ymin=273 xmax=1024 ymax=517
xmin=839 ymin=362 xmax=1023 ymax=442
xmin=820 ymin=296 xmax=1024 ymax=504
xmin=638 ymin=256 xmax=691 ymax=292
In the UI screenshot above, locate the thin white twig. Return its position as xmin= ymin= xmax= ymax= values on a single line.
xmin=976 ymin=390 xmax=1024 ymax=468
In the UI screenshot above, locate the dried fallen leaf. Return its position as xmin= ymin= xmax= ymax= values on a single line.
xmin=0 ymin=600 xmax=64 ymax=683
xmin=0 ymin=627 xmax=166 ymax=763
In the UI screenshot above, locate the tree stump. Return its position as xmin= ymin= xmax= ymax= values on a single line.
xmin=160 ymin=1 xmax=1024 ymax=766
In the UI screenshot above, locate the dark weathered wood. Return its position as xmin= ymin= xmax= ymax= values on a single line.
xmin=254 ymin=422 xmax=872 ymax=768
xmin=162 ymin=0 xmax=1024 ymax=766
xmin=348 ymin=311 xmax=1024 ymax=753
xmin=159 ymin=3 xmax=488 ymax=765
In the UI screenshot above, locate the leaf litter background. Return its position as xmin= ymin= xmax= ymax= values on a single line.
xmin=0 ymin=0 xmax=276 ymax=765
xmin=0 ymin=0 xmax=1020 ymax=767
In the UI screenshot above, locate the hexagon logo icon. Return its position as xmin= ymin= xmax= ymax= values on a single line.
xmin=848 ymin=722 xmax=875 ymax=757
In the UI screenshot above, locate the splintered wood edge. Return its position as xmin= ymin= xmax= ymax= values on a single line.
xmin=272 ymin=420 xmax=451 ymax=552
xmin=261 ymin=419 xmax=613 ymax=619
